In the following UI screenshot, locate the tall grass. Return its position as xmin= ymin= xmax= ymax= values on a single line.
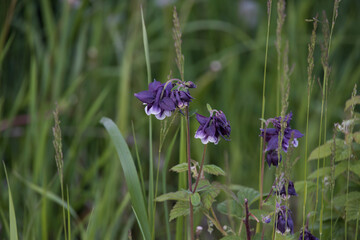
xmin=1 ymin=0 xmax=360 ymax=239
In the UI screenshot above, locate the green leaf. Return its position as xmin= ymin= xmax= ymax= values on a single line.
xmin=333 ymin=192 xmax=360 ymax=209
xmin=191 ymin=193 xmax=201 ymax=206
xmin=170 ymin=163 xmax=188 ymax=173
xmin=100 ymin=117 xmax=150 ymax=240
xmin=274 ymin=233 xmax=296 ymax=240
xmin=345 ymin=95 xmax=360 ymax=111
xmin=202 ymin=164 xmax=225 ymax=176
xmin=307 ymin=161 xmax=348 ymax=179
xmin=354 ymin=132 xmax=360 ymax=144
xmin=346 ymin=197 xmax=360 ymax=221
xmin=250 ymin=209 xmax=273 ymax=222
xmin=170 ymin=201 xmax=190 ymax=221
xmin=201 ymin=185 xmax=220 ymax=209
xmin=3 ymin=163 xmax=18 ymax=240
xmin=220 ymin=236 xmax=241 ymax=240
xmin=351 ymin=162 xmax=360 ymax=177
xmin=192 ymin=179 xmax=211 ymax=191
xmin=156 ymin=190 xmax=190 ymax=202
xmin=236 ymin=186 xmax=260 ymax=206
xmin=217 ymin=199 xmax=243 ymax=219
xmin=308 ymin=139 xmax=351 ymax=162
xmin=294 ymin=180 xmax=317 ymax=193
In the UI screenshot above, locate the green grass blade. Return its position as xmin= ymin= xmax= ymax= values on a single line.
xmin=141 ymin=6 xmax=154 ymax=237
xmin=162 ymin=127 xmax=180 ymax=240
xmin=13 ymin=172 xmax=78 ymax=218
xmin=176 ymin=118 xmax=187 ymax=240
xmin=3 ymin=162 xmax=19 ymax=240
xmin=100 ymin=117 xmax=151 ymax=240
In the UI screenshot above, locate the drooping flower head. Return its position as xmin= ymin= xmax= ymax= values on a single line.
xmin=275 ymin=180 xmax=298 ymax=198
xmin=276 ymin=205 xmax=294 ymax=234
xmin=134 ymin=79 xmax=196 ymax=120
xmin=298 ymin=229 xmax=319 ymax=240
xmin=195 ymin=108 xmax=231 ymax=145
xmin=260 ymin=112 xmax=304 ymax=167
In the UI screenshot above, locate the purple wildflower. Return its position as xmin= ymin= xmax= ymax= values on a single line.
xmin=195 ymin=110 xmax=231 ymax=145
xmin=276 ymin=180 xmax=297 ymax=197
xmin=299 ymin=229 xmax=319 ymax=240
xmin=134 ymin=79 xmax=196 ymax=120
xmin=276 ymin=206 xmax=294 ymax=234
xmin=260 ymin=112 xmax=304 ymax=167
xmin=170 ymin=81 xmax=196 ymax=109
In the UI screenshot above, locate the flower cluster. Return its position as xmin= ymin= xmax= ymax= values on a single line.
xmin=260 ymin=112 xmax=304 ymax=167
xmin=299 ymin=229 xmax=319 ymax=240
xmin=134 ymin=79 xmax=196 ymax=120
xmin=276 ymin=205 xmax=294 ymax=234
xmin=275 ymin=180 xmax=297 ymax=198
xmin=195 ymin=110 xmax=231 ymax=145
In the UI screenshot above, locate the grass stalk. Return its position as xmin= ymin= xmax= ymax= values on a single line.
xmin=302 ymin=15 xmax=317 ymax=239
xmin=257 ymin=0 xmax=272 ymax=233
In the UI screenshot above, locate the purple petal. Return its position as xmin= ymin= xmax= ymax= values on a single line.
xmin=134 ymin=91 xmax=155 ymax=104
xmin=196 ymin=114 xmax=210 ymax=125
xmin=159 ymin=97 xmax=176 ymax=111
xmin=266 ymin=136 xmax=278 ymax=151
xmin=148 ymin=80 xmax=162 ymax=91
xmin=291 ymin=129 xmax=304 ymax=138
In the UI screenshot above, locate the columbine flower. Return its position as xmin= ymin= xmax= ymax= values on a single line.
xmin=170 ymin=81 xmax=196 ymax=109
xmin=299 ymin=229 xmax=319 ymax=240
xmin=195 ymin=109 xmax=231 ymax=144
xmin=275 ymin=180 xmax=297 ymax=197
xmin=134 ymin=80 xmax=176 ymax=120
xmin=135 ymin=79 xmax=196 ymax=120
xmin=260 ymin=112 xmax=304 ymax=167
xmin=276 ymin=206 xmax=294 ymax=234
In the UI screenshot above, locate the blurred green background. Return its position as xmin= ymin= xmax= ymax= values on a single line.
xmin=1 ymin=0 xmax=359 ymax=239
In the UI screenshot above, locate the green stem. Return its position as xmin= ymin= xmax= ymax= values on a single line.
xmin=258 ymin=0 xmax=272 ymax=233
xmin=185 ymin=107 xmax=194 ymax=240
xmin=193 ymin=144 xmax=207 ymax=193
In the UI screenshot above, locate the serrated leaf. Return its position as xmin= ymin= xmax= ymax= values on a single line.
xmin=250 ymin=209 xmax=273 ymax=222
xmin=201 ymin=185 xmax=220 ymax=209
xmin=169 ymin=201 xmax=190 ymax=221
xmin=170 ymin=163 xmax=188 ymax=173
xmin=294 ymin=180 xmax=316 ymax=193
xmin=236 ymin=186 xmax=260 ymax=206
xmin=351 ymin=162 xmax=360 ymax=177
xmin=202 ymin=164 xmax=225 ymax=176
xmin=220 ymin=236 xmax=241 ymax=240
xmin=156 ymin=190 xmax=190 ymax=202
xmin=354 ymin=132 xmax=360 ymax=144
xmin=307 ymin=161 xmax=348 ymax=179
xmin=191 ymin=192 xmax=201 ymax=206
xmin=217 ymin=199 xmax=243 ymax=219
xmin=308 ymin=138 xmax=351 ymax=162
xmin=274 ymin=233 xmax=296 ymax=240
xmin=333 ymin=192 xmax=360 ymax=209
xmin=192 ymin=179 xmax=211 ymax=192
xmin=345 ymin=95 xmax=360 ymax=111
xmin=346 ymin=197 xmax=360 ymax=221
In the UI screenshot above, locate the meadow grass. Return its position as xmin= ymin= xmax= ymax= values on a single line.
xmin=1 ymin=0 xmax=360 ymax=239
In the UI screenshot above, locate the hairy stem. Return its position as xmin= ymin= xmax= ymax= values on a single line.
xmin=185 ymin=107 xmax=194 ymax=240
xmin=193 ymin=144 xmax=207 ymax=193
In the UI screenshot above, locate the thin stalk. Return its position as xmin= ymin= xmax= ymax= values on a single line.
xmin=258 ymin=0 xmax=272 ymax=233
xmin=355 ymin=212 xmax=359 ymax=240
xmin=244 ymin=199 xmax=252 ymax=240
xmin=131 ymin=122 xmax=146 ymax=201
xmin=185 ymin=107 xmax=194 ymax=240
xmin=193 ymin=144 xmax=207 ymax=193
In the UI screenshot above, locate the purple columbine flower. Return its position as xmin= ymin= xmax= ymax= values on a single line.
xmin=134 ymin=79 xmax=195 ymax=120
xmin=299 ymin=229 xmax=319 ymax=240
xmin=134 ymin=80 xmax=176 ymax=120
xmin=260 ymin=112 xmax=304 ymax=167
xmin=276 ymin=206 xmax=294 ymax=234
xmin=276 ymin=180 xmax=297 ymax=197
xmin=195 ymin=109 xmax=231 ymax=144
xmin=170 ymin=81 xmax=196 ymax=109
